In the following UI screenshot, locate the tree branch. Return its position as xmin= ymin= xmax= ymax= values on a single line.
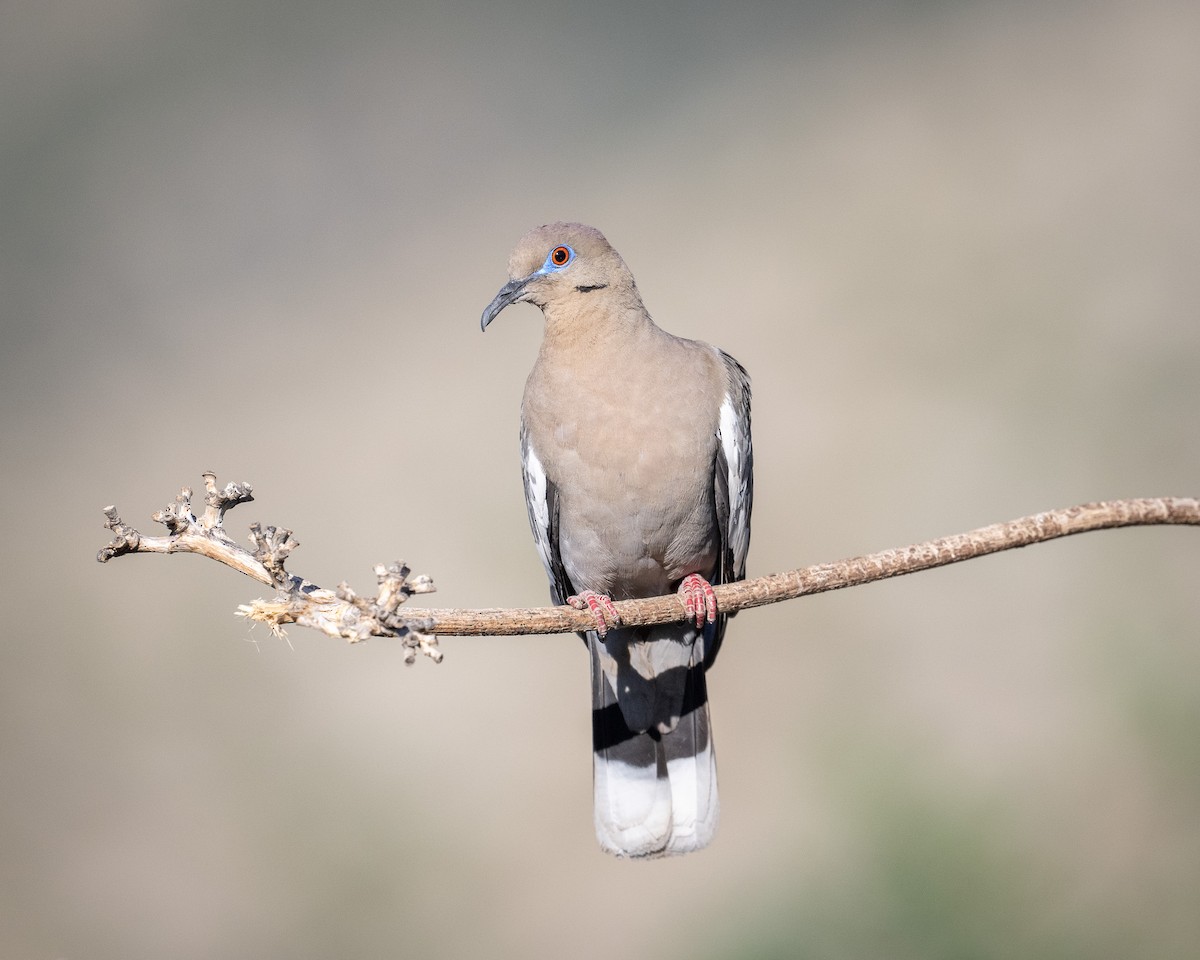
xmin=97 ymin=472 xmax=441 ymax=663
xmin=405 ymin=497 xmax=1200 ymax=635
xmin=98 ymin=475 xmax=1199 ymax=654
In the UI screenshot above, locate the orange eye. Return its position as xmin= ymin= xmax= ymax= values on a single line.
xmin=551 ymin=246 xmax=571 ymax=266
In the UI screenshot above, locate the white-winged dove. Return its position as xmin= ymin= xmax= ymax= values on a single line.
xmin=481 ymin=223 xmax=753 ymax=858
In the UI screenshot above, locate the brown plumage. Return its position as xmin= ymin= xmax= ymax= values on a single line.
xmin=482 ymin=222 xmax=753 ymax=857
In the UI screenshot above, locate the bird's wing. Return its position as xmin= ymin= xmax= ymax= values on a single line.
xmin=715 ymin=351 xmax=753 ymax=585
xmin=520 ymin=418 xmax=574 ymax=607
xmin=710 ymin=351 xmax=753 ymax=664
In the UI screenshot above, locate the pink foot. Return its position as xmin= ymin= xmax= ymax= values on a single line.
xmin=678 ymin=574 xmax=718 ymax=628
xmin=568 ymin=590 xmax=620 ymax=637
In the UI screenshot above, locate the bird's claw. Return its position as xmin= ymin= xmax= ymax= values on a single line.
xmin=568 ymin=590 xmax=620 ymax=637
xmin=678 ymin=574 xmax=718 ymax=628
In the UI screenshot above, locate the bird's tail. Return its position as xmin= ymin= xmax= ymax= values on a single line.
xmin=589 ymin=625 xmax=719 ymax=858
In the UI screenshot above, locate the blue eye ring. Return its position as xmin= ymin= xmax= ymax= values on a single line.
xmin=542 ymin=245 xmax=575 ymax=271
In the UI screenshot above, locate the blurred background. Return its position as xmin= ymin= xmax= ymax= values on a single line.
xmin=3 ymin=0 xmax=1199 ymax=956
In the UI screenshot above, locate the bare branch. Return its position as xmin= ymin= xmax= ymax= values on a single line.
xmin=98 ymin=472 xmax=441 ymax=663
xmin=99 ymin=476 xmax=1199 ymax=651
xmin=417 ymin=496 xmax=1200 ymax=635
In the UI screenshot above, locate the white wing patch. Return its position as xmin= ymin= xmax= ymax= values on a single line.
xmin=718 ymin=393 xmax=752 ymax=580
xmin=522 ymin=442 xmax=556 ymax=580
xmin=719 ymin=394 xmax=740 ymax=481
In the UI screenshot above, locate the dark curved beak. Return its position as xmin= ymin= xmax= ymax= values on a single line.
xmin=480 ymin=276 xmax=532 ymax=332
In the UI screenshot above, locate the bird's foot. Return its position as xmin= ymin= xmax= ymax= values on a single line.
xmin=678 ymin=574 xmax=718 ymax=628
xmin=568 ymin=590 xmax=620 ymax=637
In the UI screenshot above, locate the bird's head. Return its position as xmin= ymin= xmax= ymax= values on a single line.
xmin=480 ymin=222 xmax=635 ymax=331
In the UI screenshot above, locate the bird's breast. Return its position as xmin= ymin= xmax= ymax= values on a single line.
xmin=523 ymin=346 xmax=722 ymax=597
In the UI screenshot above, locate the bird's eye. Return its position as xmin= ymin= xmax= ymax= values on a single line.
xmin=551 ymin=246 xmax=571 ymax=266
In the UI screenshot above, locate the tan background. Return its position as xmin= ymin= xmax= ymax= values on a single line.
xmin=3 ymin=1 xmax=1199 ymax=956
